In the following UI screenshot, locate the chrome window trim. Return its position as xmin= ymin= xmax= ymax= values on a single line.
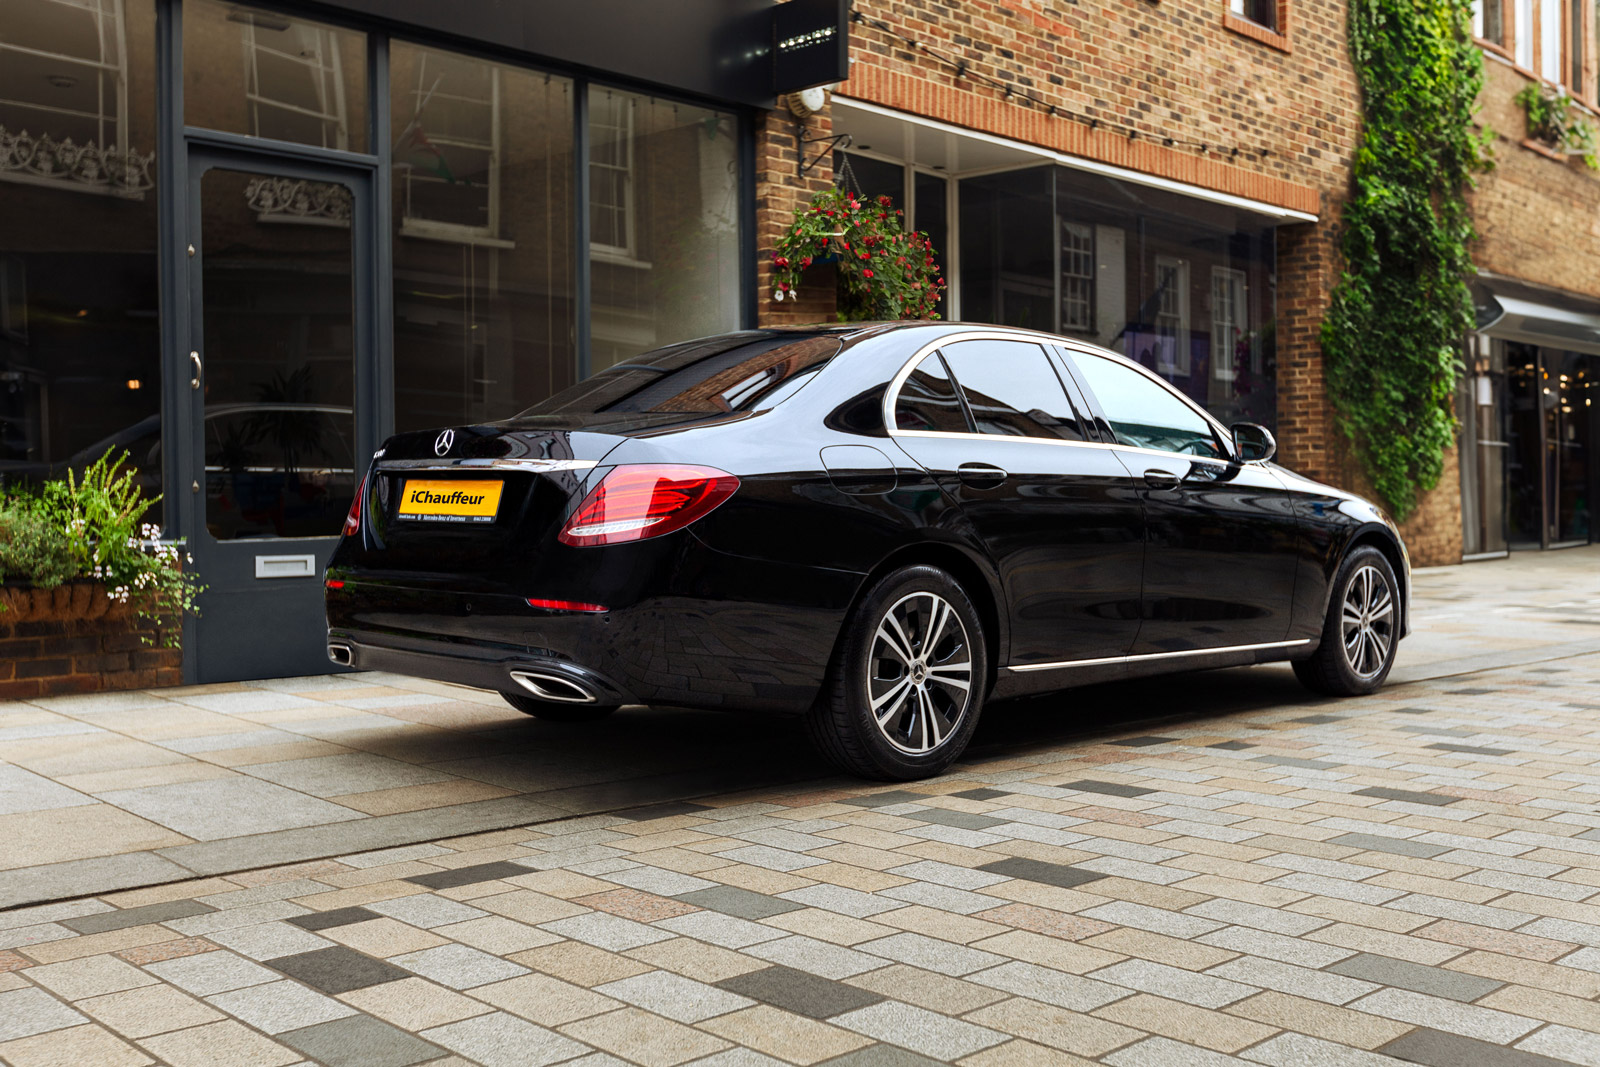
xmin=1006 ymin=638 xmax=1312 ymax=673
xmin=377 ymin=458 xmax=598 ymax=472
xmin=882 ymin=330 xmax=1246 ymax=463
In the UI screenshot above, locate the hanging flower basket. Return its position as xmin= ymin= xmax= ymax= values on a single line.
xmin=771 ymin=188 xmax=946 ymax=320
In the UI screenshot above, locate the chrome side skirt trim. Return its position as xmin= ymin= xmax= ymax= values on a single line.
xmin=1006 ymin=638 xmax=1313 ymax=674
xmin=379 ymin=458 xmax=598 ymax=473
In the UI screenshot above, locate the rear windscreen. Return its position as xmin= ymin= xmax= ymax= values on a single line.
xmin=518 ymin=333 xmax=843 ymax=416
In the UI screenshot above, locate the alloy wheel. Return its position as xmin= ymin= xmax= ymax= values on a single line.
xmin=1340 ymin=563 xmax=1394 ymax=680
xmin=866 ymin=591 xmax=974 ymax=755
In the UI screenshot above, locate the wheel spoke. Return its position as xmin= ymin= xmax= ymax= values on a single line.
xmin=877 ymin=614 xmax=915 ymax=666
xmin=923 ymin=598 xmax=952 ymax=656
xmin=871 ymin=677 xmax=913 ymax=717
xmin=921 ymin=689 xmax=944 ymax=749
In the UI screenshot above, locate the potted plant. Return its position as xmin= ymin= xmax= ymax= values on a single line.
xmin=771 ymin=188 xmax=946 ymax=320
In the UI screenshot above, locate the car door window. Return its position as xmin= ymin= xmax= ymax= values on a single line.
xmin=939 ymin=339 xmax=1088 ymax=440
xmin=894 ymin=353 xmax=972 ymax=433
xmin=1072 ymin=353 xmax=1225 ymax=458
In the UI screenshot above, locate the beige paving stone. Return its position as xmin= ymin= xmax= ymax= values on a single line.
xmin=139 ymin=1019 xmax=300 ymax=1067
xmin=1079 ymin=928 xmax=1240 ymax=971
xmin=1287 ymin=896 xmax=1435 ymax=933
xmin=28 ymin=954 xmax=157 ymax=1000
xmin=0 ymin=806 xmax=190 ymax=872
xmin=963 ymin=996 xmax=1145 ymax=1057
xmin=761 ymin=908 xmax=897 ymax=946
xmin=287 ymin=879 xmax=431 ymax=911
xmin=338 ymin=977 xmax=494 ymax=1030
xmin=899 ymin=839 xmax=1011 ymax=869
xmin=1067 ymin=878 xmax=1208 ymax=912
xmin=0 ymin=968 xmax=30 ymax=986
xmin=76 ymin=984 xmax=224 ymax=1038
xmin=1306 ymin=923 xmax=1467 ymax=965
xmin=1092 ymin=993 xmax=1278 ymax=1053
xmin=433 ymin=915 xmax=562 ymax=955
xmin=510 ymin=941 xmax=653 ymax=987
xmin=1417 ymin=920 xmax=1576 ymax=961
xmin=574 ymin=888 xmax=702 ymax=924
xmin=312 ymin=860 xmax=446 ymax=888
xmin=472 ymin=889 xmax=590 ymax=925
xmin=876 ymin=905 xmax=1009 ymax=945
xmin=501 ymin=869 xmax=618 ymax=899
xmin=424 ymin=843 xmax=538 ymax=869
xmin=1368 ymin=870 xmax=1503 ymax=901
xmin=971 ymin=930 xmax=1126 ymax=974
xmin=1446 ymin=950 xmax=1600 ymax=999
xmin=327 ymin=779 xmax=518 ymax=815
xmin=1223 ymin=990 xmax=1417 ymax=1050
xmin=56 ymin=762 xmax=236 ymax=794
xmin=709 ymin=864 xmax=818 ymax=896
xmin=957 ymin=1037 xmax=1101 ymax=1066
xmin=22 ymin=925 xmax=180 ymax=965
xmin=800 ymin=862 xmax=911 ymax=893
xmin=972 ymin=879 xmax=1108 ymax=914
xmin=699 ymin=1004 xmax=872 ymax=1065
xmin=321 ymin=917 xmax=449 ymax=957
xmin=229 ymin=859 xmax=348 ymax=888
xmin=631 ymin=847 xmax=739 ymax=875
xmin=624 ymin=936 xmax=770 ymax=983
xmin=113 ymin=938 xmax=216 ymax=966
xmin=0 ymin=1022 xmax=153 ymax=1067
xmin=1493 ymin=892 xmax=1600 ymax=923
xmin=1480 ymin=983 xmax=1600 ymax=1031
xmin=198 ymin=741 xmax=348 ymax=767
xmin=560 ymin=1006 xmax=730 ymax=1067
xmin=809 ymin=835 xmax=918 ymax=864
xmin=617 ymin=829 xmax=722 ymax=852
xmin=846 ymin=964 xmax=1010 ymax=1015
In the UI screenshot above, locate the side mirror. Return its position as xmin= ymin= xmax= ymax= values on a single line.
xmin=1231 ymin=422 xmax=1277 ymax=463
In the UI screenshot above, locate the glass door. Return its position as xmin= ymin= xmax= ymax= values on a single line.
xmin=186 ymin=147 xmax=373 ymax=681
xmin=1548 ymin=351 xmax=1595 ymax=546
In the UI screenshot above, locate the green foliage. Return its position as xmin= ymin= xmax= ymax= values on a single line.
xmin=0 ymin=451 xmax=204 ymax=643
xmin=1322 ymin=0 xmax=1489 ymax=521
xmin=771 ymin=187 xmax=946 ymax=321
xmin=1514 ymin=83 xmax=1600 ymax=168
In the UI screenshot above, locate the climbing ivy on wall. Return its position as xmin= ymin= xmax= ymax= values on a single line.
xmin=1321 ymin=0 xmax=1490 ymax=521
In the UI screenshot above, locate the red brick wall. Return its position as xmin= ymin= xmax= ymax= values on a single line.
xmin=0 ymin=612 xmax=180 ymax=701
xmin=756 ymin=108 xmax=839 ymax=325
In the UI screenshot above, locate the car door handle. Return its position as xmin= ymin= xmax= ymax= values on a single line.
xmin=958 ymin=463 xmax=1008 ymax=488
xmin=1143 ymin=469 xmax=1180 ymax=490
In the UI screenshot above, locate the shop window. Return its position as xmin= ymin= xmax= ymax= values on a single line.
xmin=1060 ymin=222 xmax=1094 ymax=334
xmin=0 ymin=0 xmax=153 ymax=198
xmin=586 ymin=87 xmax=741 ymax=371
xmin=397 ymin=48 xmax=499 ymax=241
xmin=1211 ymin=266 xmax=1247 ymax=382
xmin=1153 ymin=255 xmax=1191 ymax=378
xmin=1474 ymin=0 xmax=1507 ymax=47
xmin=184 ymin=0 xmax=366 ymax=153
xmin=589 ymin=90 xmax=636 ymax=258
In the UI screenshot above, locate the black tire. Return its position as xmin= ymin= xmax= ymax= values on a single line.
xmin=807 ymin=564 xmax=988 ymax=780
xmin=1293 ymin=545 xmax=1400 ymax=697
xmin=502 ymin=692 xmax=620 ymax=722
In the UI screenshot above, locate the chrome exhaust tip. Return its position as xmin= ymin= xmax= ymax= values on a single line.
xmin=510 ymin=670 xmax=596 ymax=704
xmin=327 ymin=643 xmax=353 ymax=667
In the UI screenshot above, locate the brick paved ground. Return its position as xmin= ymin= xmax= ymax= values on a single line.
xmin=6 ymin=649 xmax=1600 ymax=1066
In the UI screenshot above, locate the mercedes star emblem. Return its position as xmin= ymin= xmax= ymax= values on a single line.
xmin=434 ymin=429 xmax=455 ymax=456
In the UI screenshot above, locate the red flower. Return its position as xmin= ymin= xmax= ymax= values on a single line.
xmin=801 ymin=256 xmax=812 ymax=267
xmin=863 ymin=269 xmax=874 ymax=278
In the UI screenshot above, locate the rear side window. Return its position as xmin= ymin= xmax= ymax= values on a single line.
xmin=939 ymin=339 xmax=1087 ymax=441
xmin=894 ymin=354 xmax=972 ymax=433
xmin=1072 ymin=353 xmax=1225 ymax=458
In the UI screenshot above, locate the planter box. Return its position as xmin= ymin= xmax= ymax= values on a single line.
xmin=0 ymin=582 xmax=180 ymax=700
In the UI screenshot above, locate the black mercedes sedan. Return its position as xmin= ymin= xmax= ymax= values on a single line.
xmin=325 ymin=323 xmax=1409 ymax=780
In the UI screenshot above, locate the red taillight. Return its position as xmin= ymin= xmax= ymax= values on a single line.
xmin=558 ymin=464 xmax=739 ymax=547
xmin=526 ymin=597 xmax=608 ymax=613
xmin=325 ymin=579 xmax=345 ymax=590
xmin=343 ymin=476 xmax=365 ymax=537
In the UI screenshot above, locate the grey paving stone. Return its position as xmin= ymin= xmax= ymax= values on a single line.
xmin=340 ymin=843 xmax=454 ymax=868
xmin=1379 ymin=1027 xmax=1577 ymax=1067
xmin=675 ymin=885 xmax=807 ymax=920
xmin=1058 ymin=778 xmax=1155 ymax=798
xmin=1351 ymin=989 xmax=1540 ymax=1043
xmin=1289 ymin=714 xmax=1345 ymax=724
xmin=167 ymin=899 xmax=313 ymax=936
xmin=539 ymin=912 xmax=676 ymax=952
xmin=858 ymin=932 xmax=1006 ymax=977
xmin=367 ymin=894 xmax=489 ymax=930
xmin=1252 ymin=755 xmax=1346 ymax=771
xmin=208 ymin=920 xmax=336 ymax=961
xmin=602 ymin=866 xmax=717 ymax=897
xmin=831 ymin=1000 xmax=1005 ymax=1059
xmin=0 ymin=852 xmax=197 ymax=911
xmin=1105 ymin=1037 xmax=1255 ymax=1066
xmin=288 ymin=906 xmax=385 ymax=931
xmin=0 ymin=922 xmax=75 ymax=950
xmin=1328 ymin=833 xmax=1451 ymax=859
xmin=950 ymin=788 xmax=1010 ymax=801
xmin=98 ymin=776 xmax=365 ymax=839
xmin=403 ymin=860 xmax=531 ymax=890
xmin=1353 ymin=786 xmax=1460 ymax=807
xmin=815 ymin=1047 xmax=948 ymax=1067
xmin=242 ymin=753 xmax=455 ymax=798
xmin=717 ymin=965 xmax=885 ymax=1019
xmin=976 ymin=855 xmax=1108 ymax=889
xmin=596 ymin=970 xmax=753 ymax=1022
xmin=1205 ymin=957 xmax=1378 ymax=1005
xmin=1207 ymin=741 xmax=1256 ymax=750
xmin=968 ymin=961 xmax=1131 ymax=1012
xmin=714 ymin=844 xmax=828 ymax=872
xmin=0 ymin=899 xmax=112 ymax=931
xmin=391 ymin=943 xmax=531 ymax=989
xmin=1197 ymin=926 xmax=1353 ymax=969
xmin=838 ymin=790 xmax=931 ymax=808
xmin=616 ymin=800 xmax=713 ymax=820
xmin=1088 ymin=959 xmax=1257 ymax=1008
xmin=778 ymin=884 xmax=906 ymax=918
xmin=207 ymin=978 xmax=358 ymax=1033
xmin=0 ymin=765 xmax=96 ymax=816
xmin=1515 ymin=1023 xmax=1600 ymax=1065
xmin=423 ymin=1011 xmax=592 ymax=1067
xmin=876 ymin=882 xmax=1003 ymax=914
xmin=280 ymin=1013 xmax=445 ymax=1067
xmin=1081 ymin=901 xmax=1224 ymax=939
xmin=745 ymin=934 xmax=885 ymax=979
xmin=1425 ymin=742 xmax=1516 ymax=757
xmin=1242 ymin=1032 xmax=1411 ymax=1066
xmin=268 ymin=945 xmax=412 ymax=995
xmin=1183 ymin=898 xmax=1329 ymax=936
xmin=655 ymin=911 xmax=791 ymax=949
xmin=1327 ymin=953 xmax=1504 ymax=1002
xmin=885 ymin=860 xmax=1009 ymax=890
xmin=0 ymin=987 xmax=88 ymax=1041
xmin=901 ymin=808 xmax=1007 ymax=830
xmin=1108 ymin=736 xmax=1177 ymax=747
xmin=147 ymin=950 xmax=281 ymax=995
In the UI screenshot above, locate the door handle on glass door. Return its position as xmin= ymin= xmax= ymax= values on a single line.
xmin=1143 ymin=469 xmax=1180 ymax=490
xmin=190 ymin=351 xmax=203 ymax=390
xmin=958 ymin=463 xmax=1008 ymax=488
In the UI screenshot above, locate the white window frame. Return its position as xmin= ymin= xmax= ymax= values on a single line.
xmin=398 ymin=52 xmax=505 ymax=245
xmin=1153 ymin=255 xmax=1191 ymax=378
xmin=240 ymin=14 xmax=349 ymax=150
xmin=1211 ymin=266 xmax=1247 ymax=382
xmin=1060 ymin=221 xmax=1094 ymax=333
xmin=589 ymin=90 xmax=637 ymax=260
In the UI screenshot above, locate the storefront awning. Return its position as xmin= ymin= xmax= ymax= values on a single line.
xmin=1475 ymin=278 xmax=1600 ymax=356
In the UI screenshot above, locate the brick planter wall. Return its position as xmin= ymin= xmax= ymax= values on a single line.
xmin=0 ymin=583 xmax=180 ymax=700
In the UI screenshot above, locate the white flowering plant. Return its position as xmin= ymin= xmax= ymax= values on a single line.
xmin=0 ymin=450 xmax=202 ymax=645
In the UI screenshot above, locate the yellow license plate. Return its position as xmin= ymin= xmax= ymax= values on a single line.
xmin=398 ymin=479 xmax=503 ymax=523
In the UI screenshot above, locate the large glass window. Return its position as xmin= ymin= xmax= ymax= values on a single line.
xmin=960 ymin=165 xmax=1277 ymax=430
xmin=390 ymin=42 xmax=575 ymax=432
xmin=940 ymin=340 xmax=1087 ymax=440
xmin=0 ymin=0 xmax=162 ymax=516
xmin=587 ymin=86 xmax=741 ymax=371
xmin=184 ymin=0 xmax=366 ymax=152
